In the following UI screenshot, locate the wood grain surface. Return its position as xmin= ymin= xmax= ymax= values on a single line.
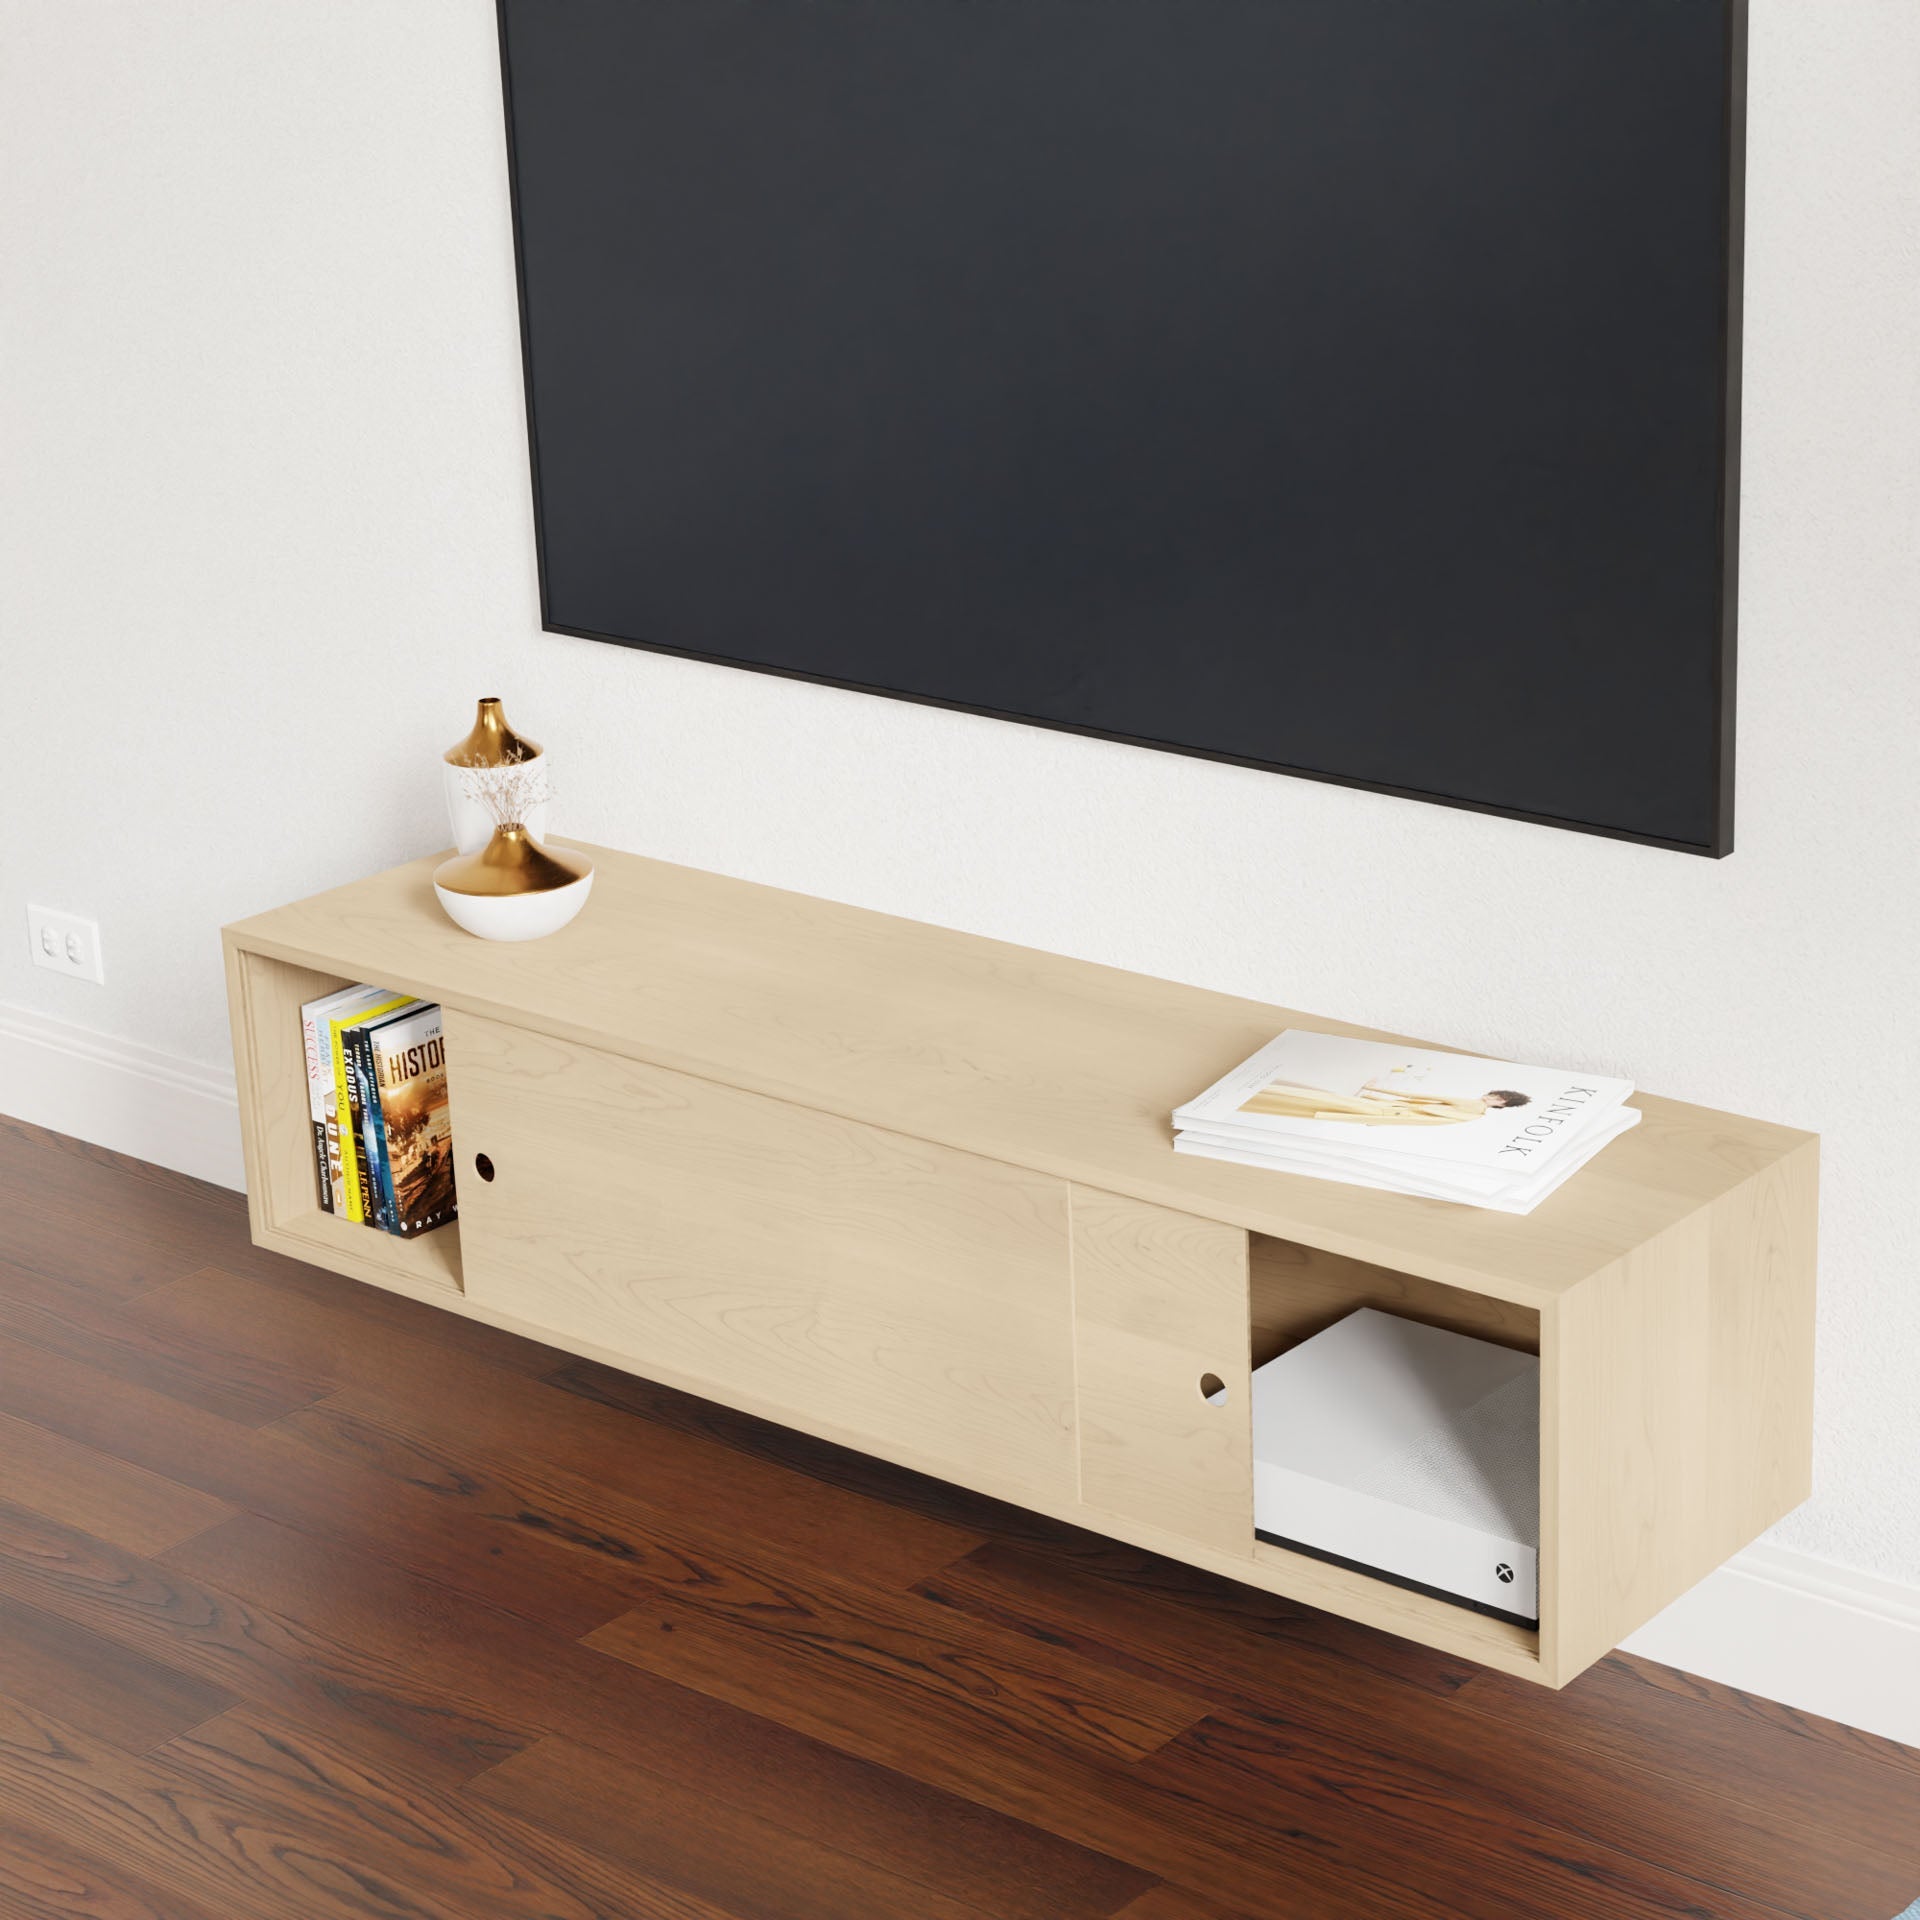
xmin=446 ymin=1008 xmax=1079 ymax=1509
xmin=1072 ymin=1191 xmax=1253 ymax=1558
xmin=223 ymin=842 xmax=1814 ymax=1303
xmin=0 ymin=1113 xmax=1893 ymax=1920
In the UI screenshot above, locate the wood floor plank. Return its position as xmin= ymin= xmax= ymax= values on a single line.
xmin=1617 ymin=1650 xmax=1920 ymax=1775
xmin=0 ymin=1408 xmax=233 ymax=1556
xmin=560 ymin=1577 xmax=1455 ymax=1918
xmin=0 ymin=1496 xmax=531 ymax=1781
xmin=137 ymin=1264 xmax=985 ymax=1589
xmin=0 ymin=1691 xmax=405 ymax=1920
xmin=153 ymin=1704 xmax=759 ymax=1920
xmin=546 ymin=1355 xmax=1071 ymax=1544
xmin=165 ymin=1703 xmax=1031 ymax=1920
xmin=242 ymin=1406 xmax=1161 ymax=1915
xmin=0 ymin=1119 xmax=566 ymax=1377
xmin=614 ymin=1526 xmax=1756 ymax=1920
xmin=125 ymin=1261 xmax=651 ymax=1409
xmin=157 ymin=1509 xmax=1162 ymax=1917
xmin=276 ymin=1386 xmax=817 ymax=1589
xmin=916 ymin=1539 xmax=1478 ymax=1725
xmin=0 ymin=1201 xmax=207 ymax=1302
xmin=1109 ymin=1892 xmax=1260 ymax=1920
xmin=0 ymin=1596 xmax=232 ymax=1755
xmin=922 ymin=1541 xmax=1913 ymax=1920
xmin=0 ymin=1330 xmax=643 ymax=1640
xmin=0 ymin=1817 xmax=230 ymax=1920
xmin=0 ymin=1257 xmax=334 ymax=1426
xmin=214 ymin=1241 xmax=586 ymax=1376
xmin=1461 ymin=1649 xmax=1920 ymax=1833
xmin=0 ymin=1120 xmax=246 ymax=1299
xmin=551 ymin=1359 xmax=1476 ymax=1698
xmin=1140 ymin=1710 xmax=1819 ymax=1920
xmin=574 ymin=1511 xmax=1854 ymax=1920
xmin=580 ymin=1549 xmax=1210 ymax=1771
xmin=0 ymin=1115 xmax=230 ymax=1214
xmin=473 ymin=1734 xmax=1032 ymax=1920
xmin=0 ymin=1690 xmax=622 ymax=1920
xmin=976 ymin=1526 xmax=1484 ymax=1697
xmin=1457 ymin=1655 xmax=1920 ymax=1879
xmin=222 ymin=1248 xmax=586 ymax=1376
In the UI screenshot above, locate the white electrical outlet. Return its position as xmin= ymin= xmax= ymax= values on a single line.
xmin=27 ymin=905 xmax=105 ymax=984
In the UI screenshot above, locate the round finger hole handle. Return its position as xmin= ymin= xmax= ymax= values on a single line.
xmin=1198 ymin=1371 xmax=1227 ymax=1402
xmin=474 ymin=1152 xmax=496 ymax=1183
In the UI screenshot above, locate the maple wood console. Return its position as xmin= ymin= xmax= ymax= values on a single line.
xmin=223 ymin=845 xmax=1816 ymax=1686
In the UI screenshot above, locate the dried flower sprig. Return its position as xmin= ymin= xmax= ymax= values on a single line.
xmin=461 ymin=762 xmax=554 ymax=831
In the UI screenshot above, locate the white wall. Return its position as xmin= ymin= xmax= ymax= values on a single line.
xmin=3 ymin=2 xmax=1917 ymax=1635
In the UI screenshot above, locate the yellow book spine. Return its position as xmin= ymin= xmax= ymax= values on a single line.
xmin=331 ymin=993 xmax=410 ymax=1225
xmin=329 ymin=1019 xmax=362 ymax=1223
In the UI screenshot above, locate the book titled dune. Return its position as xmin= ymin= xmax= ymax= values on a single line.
xmin=366 ymin=1003 xmax=459 ymax=1237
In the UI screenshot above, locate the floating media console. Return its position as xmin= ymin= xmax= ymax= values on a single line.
xmin=224 ymin=846 xmax=1814 ymax=1686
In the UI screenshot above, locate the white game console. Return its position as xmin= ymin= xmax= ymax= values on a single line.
xmin=1246 ymin=1308 xmax=1540 ymax=1624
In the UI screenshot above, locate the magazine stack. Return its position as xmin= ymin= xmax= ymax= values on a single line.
xmin=1172 ymin=1030 xmax=1638 ymax=1215
xmin=298 ymin=986 xmax=459 ymax=1237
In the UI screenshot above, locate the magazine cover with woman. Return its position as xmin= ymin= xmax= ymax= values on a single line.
xmin=1174 ymin=1030 xmax=1634 ymax=1171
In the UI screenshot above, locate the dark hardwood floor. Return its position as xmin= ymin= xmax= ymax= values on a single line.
xmin=0 ymin=1114 xmax=1913 ymax=1920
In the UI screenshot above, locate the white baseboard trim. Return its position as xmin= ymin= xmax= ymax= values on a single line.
xmin=1622 ymin=1541 xmax=1920 ymax=1749
xmin=0 ymin=1003 xmax=1915 ymax=1746
xmin=0 ymin=999 xmax=244 ymax=1190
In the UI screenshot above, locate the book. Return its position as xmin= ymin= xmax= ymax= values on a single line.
xmin=1172 ymin=1030 xmax=1638 ymax=1213
xmin=343 ymin=1015 xmax=403 ymax=1231
xmin=1175 ymin=1107 xmax=1642 ymax=1214
xmin=351 ymin=1018 xmax=395 ymax=1232
xmin=307 ymin=985 xmax=384 ymax=1216
xmin=1176 ymin=1075 xmax=1631 ymax=1198
xmin=298 ymin=985 xmax=369 ymax=1213
xmin=365 ymin=1002 xmax=458 ymax=1237
xmin=348 ymin=998 xmax=432 ymax=1235
xmin=322 ymin=987 xmax=414 ymax=1224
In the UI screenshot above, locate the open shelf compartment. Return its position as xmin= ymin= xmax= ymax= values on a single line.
xmin=1242 ymin=1233 xmax=1542 ymax=1672
xmin=224 ymin=946 xmax=464 ymax=1301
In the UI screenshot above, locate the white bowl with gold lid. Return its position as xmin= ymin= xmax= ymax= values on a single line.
xmin=432 ymin=827 xmax=592 ymax=941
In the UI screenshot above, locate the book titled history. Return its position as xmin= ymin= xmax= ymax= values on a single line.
xmin=366 ymin=1002 xmax=459 ymax=1237
xmin=1173 ymin=1031 xmax=1639 ymax=1213
xmin=342 ymin=1010 xmax=412 ymax=1233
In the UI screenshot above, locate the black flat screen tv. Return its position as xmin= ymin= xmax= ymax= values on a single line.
xmin=498 ymin=0 xmax=1745 ymax=854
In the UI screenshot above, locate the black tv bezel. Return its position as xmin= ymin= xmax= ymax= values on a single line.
xmin=494 ymin=0 xmax=1746 ymax=858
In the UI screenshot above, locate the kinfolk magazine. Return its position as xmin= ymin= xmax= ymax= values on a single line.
xmin=1172 ymin=1031 xmax=1640 ymax=1213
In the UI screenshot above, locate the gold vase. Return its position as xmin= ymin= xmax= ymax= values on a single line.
xmin=443 ymin=698 xmax=548 ymax=854
xmin=432 ymin=826 xmax=593 ymax=942
xmin=444 ymin=696 xmax=542 ymax=769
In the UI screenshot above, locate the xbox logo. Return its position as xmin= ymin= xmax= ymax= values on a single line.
xmin=1495 ymin=1563 xmax=1515 ymax=1584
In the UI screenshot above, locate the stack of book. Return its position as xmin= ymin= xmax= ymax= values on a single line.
xmin=1172 ymin=1030 xmax=1638 ymax=1214
xmin=299 ymin=986 xmax=459 ymax=1237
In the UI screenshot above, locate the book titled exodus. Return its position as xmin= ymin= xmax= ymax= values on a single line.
xmin=1172 ymin=1030 xmax=1639 ymax=1214
xmin=361 ymin=1001 xmax=459 ymax=1237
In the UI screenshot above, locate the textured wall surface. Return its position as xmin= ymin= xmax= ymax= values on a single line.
xmin=3 ymin=1 xmax=1917 ymax=1582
